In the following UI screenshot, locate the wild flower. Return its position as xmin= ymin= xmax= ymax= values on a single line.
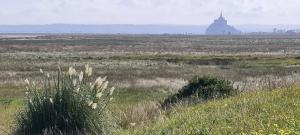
xmin=40 ymin=69 xmax=43 ymax=73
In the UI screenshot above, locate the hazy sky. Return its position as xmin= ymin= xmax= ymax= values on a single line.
xmin=1 ymin=0 xmax=300 ymax=25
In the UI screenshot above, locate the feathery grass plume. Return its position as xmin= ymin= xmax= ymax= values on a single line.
xmin=24 ymin=79 xmax=30 ymax=85
xmin=39 ymin=68 xmax=43 ymax=73
xmin=79 ymin=71 xmax=84 ymax=82
xmin=85 ymin=64 xmax=93 ymax=77
xmin=68 ymin=66 xmax=77 ymax=76
xmin=14 ymin=66 xmax=114 ymax=135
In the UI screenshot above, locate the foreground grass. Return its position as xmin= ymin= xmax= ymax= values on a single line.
xmin=0 ymin=86 xmax=169 ymax=134
xmin=0 ymin=99 xmax=23 ymax=134
xmin=121 ymin=87 xmax=300 ymax=135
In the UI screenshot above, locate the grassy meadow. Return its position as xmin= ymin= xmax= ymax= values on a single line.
xmin=121 ymin=86 xmax=300 ymax=135
xmin=0 ymin=34 xmax=300 ymax=134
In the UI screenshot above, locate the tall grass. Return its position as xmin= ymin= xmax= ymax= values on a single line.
xmin=14 ymin=65 xmax=115 ymax=135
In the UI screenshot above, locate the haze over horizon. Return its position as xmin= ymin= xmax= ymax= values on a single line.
xmin=1 ymin=0 xmax=300 ymax=25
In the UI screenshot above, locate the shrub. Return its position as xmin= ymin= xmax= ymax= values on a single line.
xmin=14 ymin=65 xmax=115 ymax=135
xmin=163 ymin=76 xmax=236 ymax=106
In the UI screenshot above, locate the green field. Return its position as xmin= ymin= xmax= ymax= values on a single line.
xmin=1 ymin=35 xmax=300 ymax=134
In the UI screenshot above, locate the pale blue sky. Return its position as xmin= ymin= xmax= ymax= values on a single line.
xmin=0 ymin=0 xmax=299 ymax=25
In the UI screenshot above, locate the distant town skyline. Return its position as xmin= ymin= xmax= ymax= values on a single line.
xmin=1 ymin=0 xmax=300 ymax=25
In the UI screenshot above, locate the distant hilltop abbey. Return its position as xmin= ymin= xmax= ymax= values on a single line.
xmin=206 ymin=12 xmax=241 ymax=35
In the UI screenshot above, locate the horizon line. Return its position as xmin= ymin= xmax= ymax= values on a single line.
xmin=0 ymin=24 xmax=300 ymax=26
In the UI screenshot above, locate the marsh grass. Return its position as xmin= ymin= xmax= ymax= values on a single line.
xmin=14 ymin=65 xmax=115 ymax=135
xmin=2 ymin=35 xmax=300 ymax=134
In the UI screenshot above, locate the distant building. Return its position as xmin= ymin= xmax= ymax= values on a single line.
xmin=273 ymin=28 xmax=277 ymax=33
xmin=286 ymin=30 xmax=297 ymax=35
xmin=272 ymin=28 xmax=300 ymax=35
xmin=206 ymin=13 xmax=241 ymax=35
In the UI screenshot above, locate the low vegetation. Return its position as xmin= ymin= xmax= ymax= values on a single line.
xmin=162 ymin=76 xmax=236 ymax=107
xmin=121 ymin=86 xmax=300 ymax=135
xmin=1 ymin=35 xmax=300 ymax=134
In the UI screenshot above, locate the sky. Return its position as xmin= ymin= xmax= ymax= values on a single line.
xmin=0 ymin=0 xmax=300 ymax=25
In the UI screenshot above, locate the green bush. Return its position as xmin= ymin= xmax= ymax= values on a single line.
xmin=14 ymin=65 xmax=115 ymax=135
xmin=163 ymin=76 xmax=236 ymax=106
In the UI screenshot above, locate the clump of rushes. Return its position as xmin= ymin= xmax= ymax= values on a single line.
xmin=14 ymin=65 xmax=115 ymax=135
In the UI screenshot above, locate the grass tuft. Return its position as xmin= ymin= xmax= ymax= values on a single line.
xmin=14 ymin=65 xmax=115 ymax=135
